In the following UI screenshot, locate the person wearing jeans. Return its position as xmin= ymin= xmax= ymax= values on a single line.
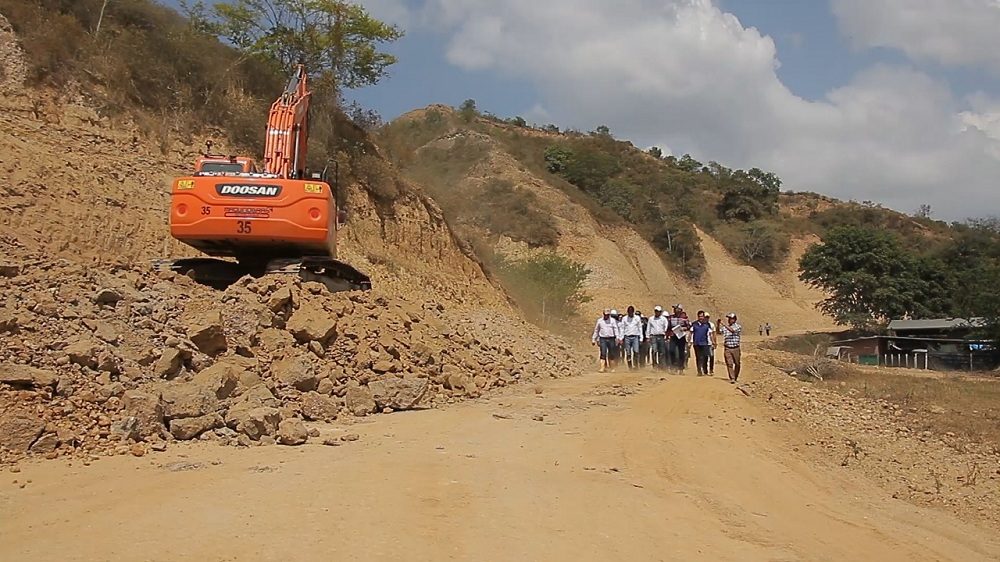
xmin=592 ymin=308 xmax=622 ymax=373
xmin=646 ymin=305 xmax=669 ymax=370
xmin=619 ymin=306 xmax=643 ymax=370
xmin=690 ymin=310 xmax=713 ymax=376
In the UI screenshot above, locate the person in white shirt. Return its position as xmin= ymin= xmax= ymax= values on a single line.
xmin=646 ymin=305 xmax=669 ymax=370
xmin=619 ymin=305 xmax=644 ymax=370
xmin=591 ymin=308 xmax=622 ymax=373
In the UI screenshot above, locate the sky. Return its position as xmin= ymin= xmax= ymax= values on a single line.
xmin=160 ymin=0 xmax=1000 ymax=221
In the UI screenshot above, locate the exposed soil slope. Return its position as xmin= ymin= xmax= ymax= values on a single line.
xmin=386 ymin=107 xmax=832 ymax=333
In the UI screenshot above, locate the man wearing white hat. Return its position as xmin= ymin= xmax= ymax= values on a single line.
xmin=646 ymin=305 xmax=669 ymax=370
xmin=592 ymin=308 xmax=622 ymax=373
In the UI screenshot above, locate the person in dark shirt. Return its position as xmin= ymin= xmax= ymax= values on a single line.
xmin=691 ymin=310 xmax=713 ymax=376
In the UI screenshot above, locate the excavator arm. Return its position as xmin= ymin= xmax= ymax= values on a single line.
xmin=263 ymin=64 xmax=312 ymax=179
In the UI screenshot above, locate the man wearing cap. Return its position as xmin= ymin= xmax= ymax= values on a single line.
xmin=667 ymin=304 xmax=690 ymax=371
xmin=592 ymin=308 xmax=622 ymax=373
xmin=718 ymin=313 xmax=743 ymax=383
xmin=646 ymin=306 xmax=669 ymax=370
xmin=619 ymin=306 xmax=643 ymax=370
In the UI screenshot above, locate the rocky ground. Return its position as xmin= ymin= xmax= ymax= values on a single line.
xmin=0 ymin=253 xmax=585 ymax=464
xmin=748 ymin=348 xmax=1000 ymax=530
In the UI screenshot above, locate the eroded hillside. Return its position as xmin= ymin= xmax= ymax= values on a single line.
xmin=381 ymin=106 xmax=836 ymax=333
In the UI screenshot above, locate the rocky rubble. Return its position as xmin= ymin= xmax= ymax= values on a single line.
xmin=746 ymin=356 xmax=1000 ymax=529
xmin=0 ymin=255 xmax=585 ymax=464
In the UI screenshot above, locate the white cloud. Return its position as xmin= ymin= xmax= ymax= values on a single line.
xmin=414 ymin=0 xmax=1000 ymax=219
xmin=832 ymin=0 xmax=1000 ymax=72
xmin=358 ymin=0 xmax=412 ymax=28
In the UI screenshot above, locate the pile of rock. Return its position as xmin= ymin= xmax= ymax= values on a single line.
xmin=0 ymin=257 xmax=585 ymax=463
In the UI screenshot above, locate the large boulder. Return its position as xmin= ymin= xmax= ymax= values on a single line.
xmin=266 ymin=287 xmax=294 ymax=312
xmin=300 ymin=392 xmax=339 ymax=422
xmin=191 ymin=361 xmax=243 ymax=399
xmin=277 ymin=418 xmax=308 ymax=445
xmin=154 ymin=348 xmax=186 ymax=379
xmin=226 ymin=384 xmax=280 ymax=431
xmin=170 ymin=413 xmax=223 ymax=440
xmin=234 ymin=407 xmax=282 ymax=440
xmin=0 ymin=363 xmax=57 ymax=388
xmin=64 ymin=337 xmax=102 ymax=369
xmin=186 ymin=310 xmax=227 ymax=355
xmin=368 ymin=375 xmax=429 ymax=411
xmin=286 ymin=303 xmax=337 ymax=344
xmin=160 ymin=384 xmax=219 ymax=420
xmin=121 ymin=390 xmax=167 ymax=440
xmin=272 ymin=354 xmax=318 ymax=391
xmin=0 ymin=402 xmax=44 ymax=452
xmin=344 ymin=381 xmax=375 ymax=417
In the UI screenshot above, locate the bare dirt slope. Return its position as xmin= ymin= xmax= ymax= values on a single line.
xmin=389 ymin=109 xmax=831 ymax=333
xmin=3 ymin=359 xmax=998 ymax=561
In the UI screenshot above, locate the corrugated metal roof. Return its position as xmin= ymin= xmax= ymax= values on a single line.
xmin=888 ymin=318 xmax=985 ymax=331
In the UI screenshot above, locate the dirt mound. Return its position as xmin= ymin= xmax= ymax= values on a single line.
xmin=0 ymin=257 xmax=582 ymax=463
xmin=746 ymin=349 xmax=1000 ymax=530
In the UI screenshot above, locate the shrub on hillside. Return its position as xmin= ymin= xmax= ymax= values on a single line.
xmin=713 ymin=220 xmax=790 ymax=272
xmin=497 ymin=252 xmax=591 ymax=329
xmin=475 ymin=179 xmax=559 ymax=248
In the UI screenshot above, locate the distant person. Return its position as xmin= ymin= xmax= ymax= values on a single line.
xmin=704 ymin=311 xmax=717 ymax=375
xmin=638 ymin=311 xmax=650 ymax=368
xmin=668 ymin=304 xmax=690 ymax=371
xmin=691 ymin=311 xmax=713 ymax=376
xmin=620 ymin=306 xmax=644 ymax=370
xmin=609 ymin=309 xmax=622 ymax=369
xmin=765 ymin=322 xmax=772 ymax=336
xmin=647 ymin=305 xmax=669 ymax=370
xmin=759 ymin=324 xmax=764 ymax=337
xmin=718 ymin=313 xmax=743 ymax=383
xmin=591 ymin=308 xmax=621 ymax=373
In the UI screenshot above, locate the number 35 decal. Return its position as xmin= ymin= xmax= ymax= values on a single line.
xmin=237 ymin=220 xmax=252 ymax=234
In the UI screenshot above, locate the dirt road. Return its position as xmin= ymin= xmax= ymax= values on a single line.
xmin=3 ymin=365 xmax=998 ymax=561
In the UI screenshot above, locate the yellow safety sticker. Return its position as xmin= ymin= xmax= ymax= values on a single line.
xmin=304 ymin=183 xmax=323 ymax=193
xmin=177 ymin=180 xmax=195 ymax=190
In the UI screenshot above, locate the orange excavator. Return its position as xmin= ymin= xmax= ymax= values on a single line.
xmin=159 ymin=65 xmax=371 ymax=292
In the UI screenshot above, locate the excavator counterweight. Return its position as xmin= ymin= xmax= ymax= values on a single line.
xmin=160 ymin=66 xmax=371 ymax=292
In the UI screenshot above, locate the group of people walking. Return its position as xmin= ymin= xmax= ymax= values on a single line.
xmin=591 ymin=305 xmax=743 ymax=383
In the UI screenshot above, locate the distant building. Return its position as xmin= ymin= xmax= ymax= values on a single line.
xmin=887 ymin=318 xmax=986 ymax=339
xmin=829 ymin=318 xmax=998 ymax=371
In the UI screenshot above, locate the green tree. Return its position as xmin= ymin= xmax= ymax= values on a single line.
xmin=799 ymin=226 xmax=950 ymax=329
xmin=543 ymin=145 xmax=573 ymax=174
xmin=459 ymin=98 xmax=477 ymax=122
xmin=646 ymin=146 xmax=663 ymax=159
xmin=717 ymin=168 xmax=781 ymax=222
xmin=184 ymin=0 xmax=402 ymax=92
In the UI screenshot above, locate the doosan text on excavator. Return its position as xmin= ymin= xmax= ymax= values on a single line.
xmin=159 ymin=65 xmax=371 ymax=292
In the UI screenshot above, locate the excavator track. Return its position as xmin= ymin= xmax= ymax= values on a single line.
xmin=153 ymin=257 xmax=371 ymax=293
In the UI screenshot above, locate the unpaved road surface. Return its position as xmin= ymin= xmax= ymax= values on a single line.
xmin=3 ymin=367 xmax=998 ymax=561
